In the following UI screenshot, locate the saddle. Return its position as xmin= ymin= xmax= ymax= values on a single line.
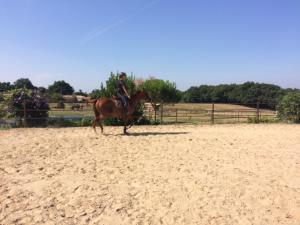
xmin=112 ymin=96 xmax=124 ymax=108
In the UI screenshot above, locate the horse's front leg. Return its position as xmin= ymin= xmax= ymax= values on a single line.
xmin=127 ymin=116 xmax=134 ymax=129
xmin=123 ymin=117 xmax=129 ymax=134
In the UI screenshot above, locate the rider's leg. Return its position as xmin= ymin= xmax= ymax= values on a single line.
xmin=121 ymin=95 xmax=128 ymax=114
xmin=117 ymin=93 xmax=128 ymax=114
xmin=123 ymin=96 xmax=128 ymax=113
xmin=117 ymin=93 xmax=124 ymax=106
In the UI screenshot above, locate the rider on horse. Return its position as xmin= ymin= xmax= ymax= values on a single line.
xmin=116 ymin=72 xmax=130 ymax=114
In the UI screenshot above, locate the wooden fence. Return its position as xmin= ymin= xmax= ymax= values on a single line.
xmin=144 ymin=102 xmax=276 ymax=124
xmin=0 ymin=101 xmax=276 ymax=127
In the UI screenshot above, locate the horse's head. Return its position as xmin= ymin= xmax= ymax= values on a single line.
xmin=130 ymin=89 xmax=149 ymax=101
xmin=130 ymin=89 xmax=153 ymax=105
xmin=137 ymin=89 xmax=156 ymax=109
xmin=138 ymin=89 xmax=152 ymax=102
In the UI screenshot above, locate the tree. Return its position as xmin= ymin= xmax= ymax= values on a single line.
xmin=89 ymin=86 xmax=105 ymax=99
xmin=74 ymin=89 xmax=88 ymax=97
xmin=142 ymin=79 xmax=181 ymax=103
xmin=89 ymin=72 xmax=136 ymax=98
xmin=277 ymin=92 xmax=300 ymax=122
xmin=182 ymin=82 xmax=288 ymax=109
xmin=182 ymin=85 xmax=213 ymax=103
xmin=0 ymin=82 xmax=14 ymax=92
xmin=48 ymin=80 xmax=74 ymax=95
xmin=14 ymin=78 xmax=34 ymax=89
xmin=0 ymin=93 xmax=6 ymax=119
xmin=38 ymin=87 xmax=47 ymax=94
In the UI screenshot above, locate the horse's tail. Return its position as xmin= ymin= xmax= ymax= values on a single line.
xmin=89 ymin=99 xmax=101 ymax=119
xmin=89 ymin=99 xmax=97 ymax=104
xmin=84 ymin=96 xmax=97 ymax=104
xmin=92 ymin=100 xmax=97 ymax=114
xmin=83 ymin=97 xmax=98 ymax=116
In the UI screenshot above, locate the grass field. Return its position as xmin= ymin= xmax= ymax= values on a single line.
xmin=48 ymin=103 xmax=94 ymax=117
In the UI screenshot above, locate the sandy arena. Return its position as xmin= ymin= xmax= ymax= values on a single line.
xmin=0 ymin=124 xmax=300 ymax=225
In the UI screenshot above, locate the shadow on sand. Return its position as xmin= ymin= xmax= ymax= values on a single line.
xmin=115 ymin=131 xmax=190 ymax=136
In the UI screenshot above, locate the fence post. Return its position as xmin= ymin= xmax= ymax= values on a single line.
xmin=256 ymin=102 xmax=260 ymax=123
xmin=175 ymin=109 xmax=178 ymax=123
xmin=160 ymin=102 xmax=163 ymax=124
xmin=211 ymin=103 xmax=215 ymax=124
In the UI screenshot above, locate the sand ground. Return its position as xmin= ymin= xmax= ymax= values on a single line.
xmin=0 ymin=124 xmax=300 ymax=225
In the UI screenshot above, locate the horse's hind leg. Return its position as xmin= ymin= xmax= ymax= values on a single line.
xmin=92 ymin=117 xmax=98 ymax=133
xmin=97 ymin=117 xmax=104 ymax=134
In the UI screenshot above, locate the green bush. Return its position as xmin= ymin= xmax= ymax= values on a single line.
xmin=9 ymin=89 xmax=49 ymax=127
xmin=0 ymin=106 xmax=7 ymax=119
xmin=80 ymin=117 xmax=93 ymax=126
xmin=142 ymin=79 xmax=181 ymax=103
xmin=48 ymin=117 xmax=77 ymax=127
xmin=103 ymin=117 xmax=123 ymax=126
xmin=247 ymin=116 xmax=277 ymax=124
xmin=260 ymin=116 xmax=277 ymax=123
xmin=277 ymin=92 xmax=300 ymax=123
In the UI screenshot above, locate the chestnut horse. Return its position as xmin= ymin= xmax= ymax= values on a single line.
xmin=88 ymin=90 xmax=151 ymax=134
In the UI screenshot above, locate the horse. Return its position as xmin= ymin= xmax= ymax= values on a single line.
xmin=88 ymin=90 xmax=152 ymax=134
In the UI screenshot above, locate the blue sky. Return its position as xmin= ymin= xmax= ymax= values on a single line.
xmin=0 ymin=0 xmax=299 ymax=91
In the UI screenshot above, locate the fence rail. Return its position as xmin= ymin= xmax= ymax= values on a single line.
xmin=144 ymin=102 xmax=276 ymax=124
xmin=0 ymin=101 xmax=277 ymax=127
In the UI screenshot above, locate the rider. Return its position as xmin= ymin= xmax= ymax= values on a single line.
xmin=116 ymin=72 xmax=130 ymax=114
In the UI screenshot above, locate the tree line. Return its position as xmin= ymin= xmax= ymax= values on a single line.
xmin=2 ymin=77 xmax=299 ymax=107
xmin=182 ymin=82 xmax=300 ymax=108
xmin=1 ymin=73 xmax=300 ymax=123
xmin=0 ymin=78 xmax=77 ymax=95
